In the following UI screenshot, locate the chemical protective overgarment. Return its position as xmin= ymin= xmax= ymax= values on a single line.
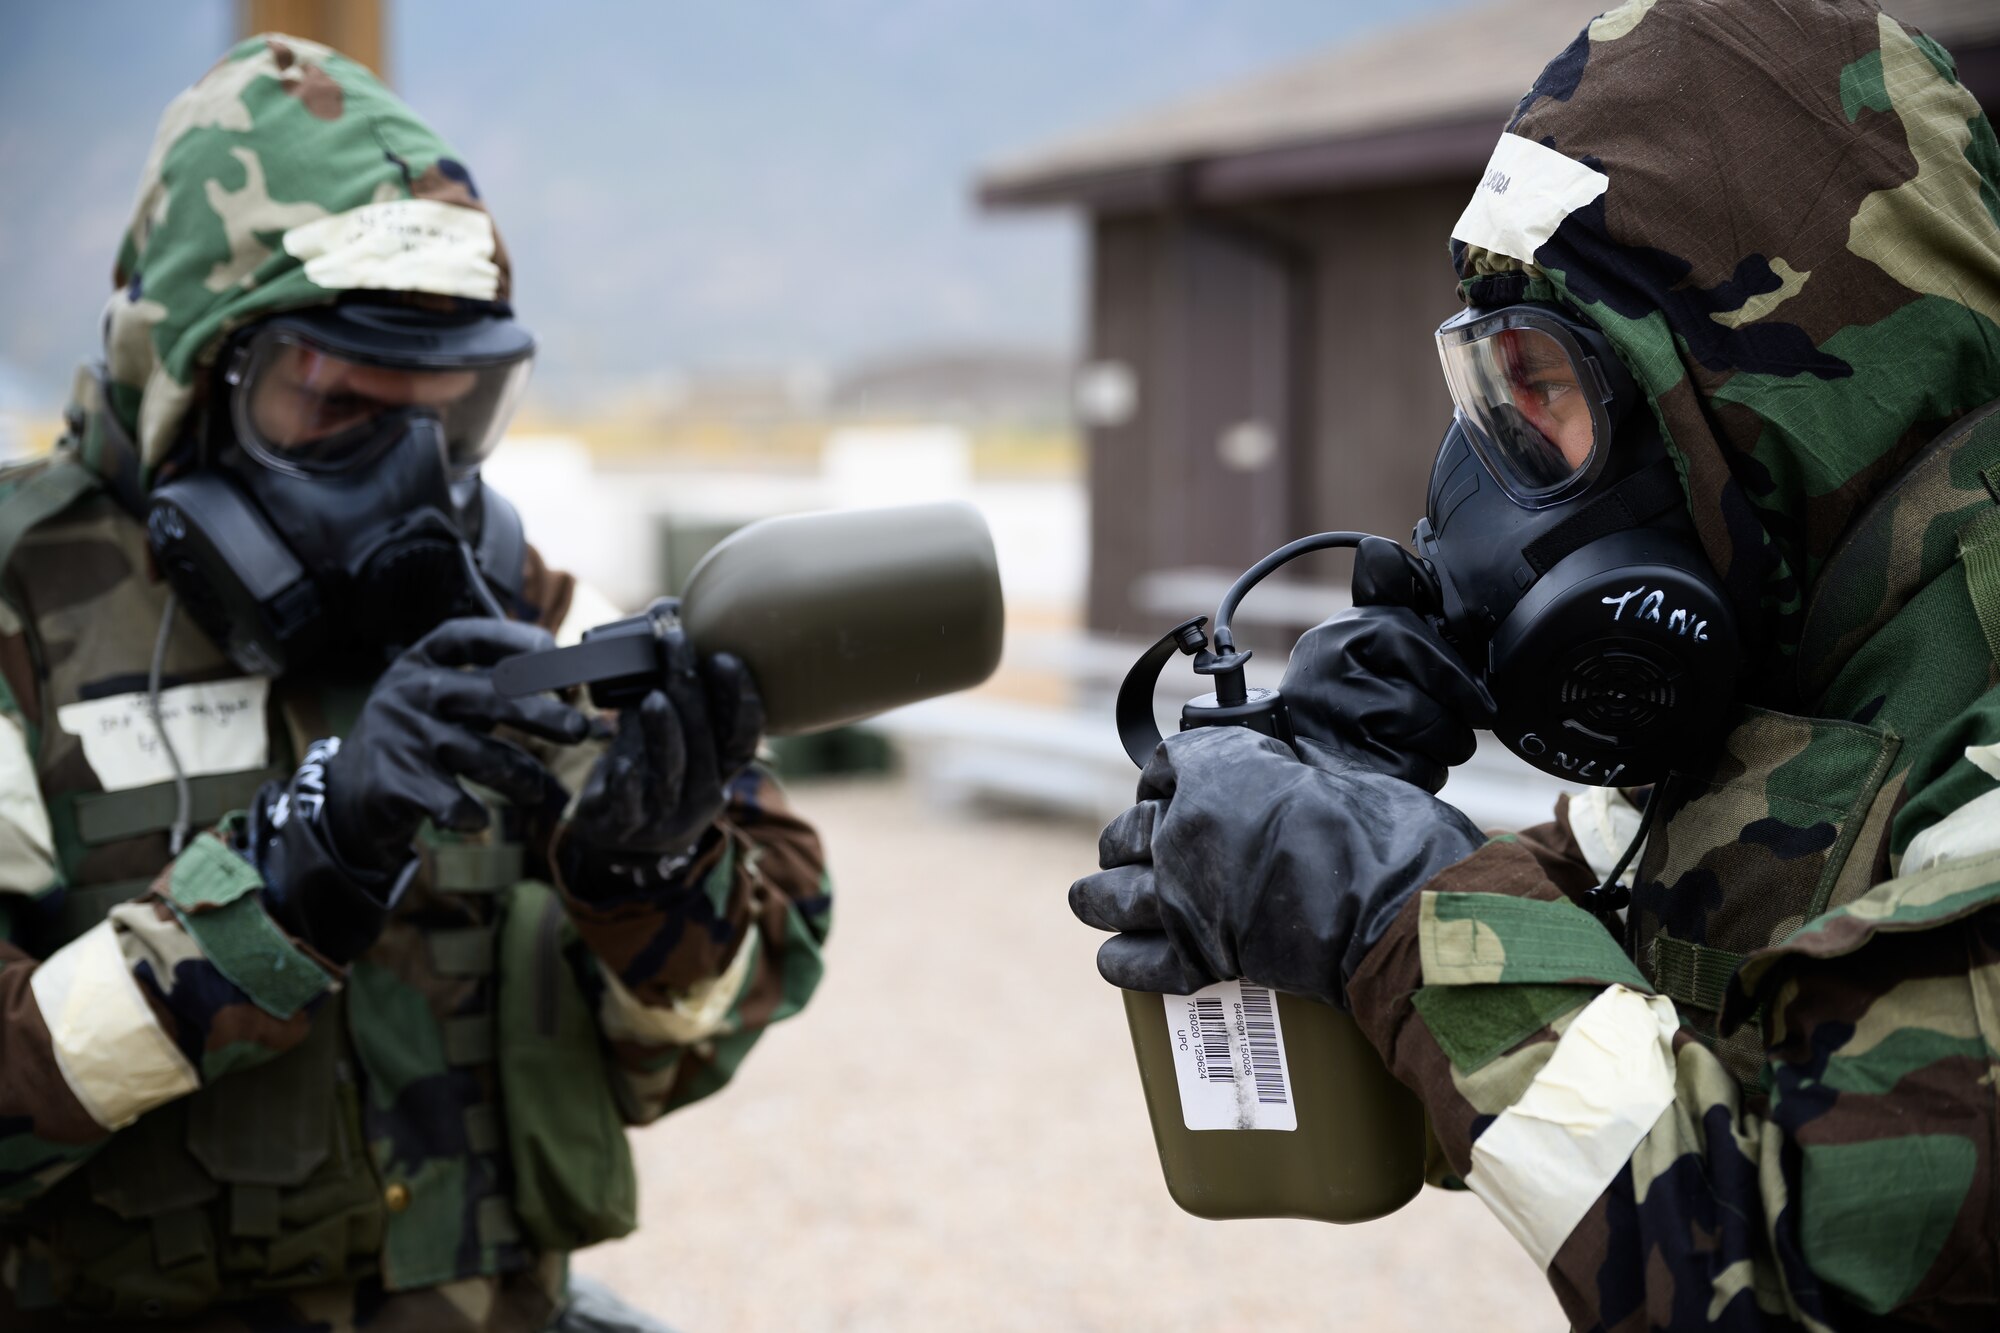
xmin=0 ymin=36 xmax=831 ymax=1331
xmin=1078 ymin=1 xmax=2000 ymax=1326
xmin=1351 ymin=3 xmax=2000 ymax=1326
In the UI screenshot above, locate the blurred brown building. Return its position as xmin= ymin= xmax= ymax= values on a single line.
xmin=979 ymin=0 xmax=2000 ymax=637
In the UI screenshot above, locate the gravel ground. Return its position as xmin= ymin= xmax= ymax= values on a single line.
xmin=573 ymin=775 xmax=1566 ymax=1332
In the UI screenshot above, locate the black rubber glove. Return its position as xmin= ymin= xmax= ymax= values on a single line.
xmin=1279 ymin=605 xmax=1494 ymax=793
xmin=325 ymin=618 xmax=587 ymax=869
xmin=568 ymin=619 xmax=764 ymax=864
xmin=254 ymin=618 xmax=587 ymax=962
xmin=248 ymin=740 xmax=398 ymax=966
xmin=1068 ymin=727 xmax=1484 ymax=1007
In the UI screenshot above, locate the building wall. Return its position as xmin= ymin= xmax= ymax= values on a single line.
xmin=1082 ymin=214 xmax=1161 ymax=637
xmin=1298 ymin=181 xmax=1468 ymax=554
xmin=1082 ymin=182 xmax=1469 ymax=638
xmin=1083 ymin=212 xmax=1304 ymax=637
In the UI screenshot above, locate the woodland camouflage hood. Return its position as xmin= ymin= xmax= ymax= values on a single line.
xmin=1452 ymin=0 xmax=2000 ymax=701
xmin=99 ymin=34 xmax=511 ymax=471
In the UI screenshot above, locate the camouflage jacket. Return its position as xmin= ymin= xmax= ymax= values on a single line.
xmin=1350 ymin=3 xmax=2000 ymax=1328
xmin=0 ymin=34 xmax=834 ymax=1329
xmin=0 ymin=451 xmax=833 ymax=1331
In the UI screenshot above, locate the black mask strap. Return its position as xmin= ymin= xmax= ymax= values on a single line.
xmin=70 ymin=368 xmax=147 ymax=518
xmin=473 ymin=484 xmax=526 ymax=605
xmin=1522 ymin=459 xmax=1686 ymax=576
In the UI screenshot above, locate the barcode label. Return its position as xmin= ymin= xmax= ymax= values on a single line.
xmin=1240 ymin=984 xmax=1288 ymax=1104
xmin=1162 ymin=980 xmax=1297 ymax=1131
xmin=1195 ymin=996 xmax=1233 ymax=1081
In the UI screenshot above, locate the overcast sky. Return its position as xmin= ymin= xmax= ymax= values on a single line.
xmin=0 ymin=0 xmax=1475 ymax=411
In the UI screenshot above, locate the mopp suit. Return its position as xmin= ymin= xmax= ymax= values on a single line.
xmin=1365 ymin=3 xmax=2000 ymax=1324
xmin=1075 ymin=0 xmax=2000 ymax=1327
xmin=0 ymin=37 xmax=831 ymax=1331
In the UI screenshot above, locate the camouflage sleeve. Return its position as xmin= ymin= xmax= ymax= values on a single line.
xmin=1349 ymin=835 xmax=2000 ymax=1329
xmin=1508 ymin=797 xmax=1599 ymax=905
xmin=0 ymin=834 xmax=337 ymax=1213
xmin=516 ymin=559 xmax=832 ymax=1121
xmin=553 ymin=765 xmax=831 ymax=1125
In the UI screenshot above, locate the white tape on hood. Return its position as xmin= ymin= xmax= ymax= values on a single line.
xmin=283 ymin=199 xmax=500 ymax=301
xmin=1452 ymin=133 xmax=1610 ymax=266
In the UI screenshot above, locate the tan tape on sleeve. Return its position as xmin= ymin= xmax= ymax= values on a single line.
xmin=1900 ymin=788 xmax=2000 ymax=874
xmin=1898 ymin=743 xmax=2000 ymax=874
xmin=0 ymin=712 xmax=55 ymax=894
xmin=28 ymin=918 xmax=200 ymax=1129
xmin=594 ymin=930 xmax=759 ymax=1047
xmin=1465 ymin=984 xmax=1680 ymax=1269
xmin=1566 ymin=786 xmax=1644 ymax=888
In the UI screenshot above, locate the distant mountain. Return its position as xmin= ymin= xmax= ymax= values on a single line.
xmin=831 ymin=348 xmax=1072 ymax=426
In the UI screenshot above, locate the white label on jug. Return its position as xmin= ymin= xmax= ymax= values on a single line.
xmin=1163 ymin=980 xmax=1296 ymax=1131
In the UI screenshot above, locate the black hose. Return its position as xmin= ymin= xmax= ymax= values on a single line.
xmin=1210 ymin=531 xmax=1370 ymax=654
xmin=1580 ymin=791 xmax=1661 ymax=929
xmin=147 ymin=593 xmax=193 ymax=856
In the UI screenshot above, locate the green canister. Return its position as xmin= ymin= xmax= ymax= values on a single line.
xmin=1108 ymin=530 xmax=1443 ymax=1223
xmin=1122 ymin=984 xmax=1427 ymax=1222
xmin=495 ymin=501 xmax=1005 ymax=733
xmin=679 ymin=501 xmax=1004 ymax=734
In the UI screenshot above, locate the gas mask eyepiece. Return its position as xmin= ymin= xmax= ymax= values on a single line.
xmin=1434 ymin=302 xmax=1629 ymax=505
xmin=222 ymin=305 xmax=532 ymax=477
xmin=148 ymin=302 xmax=533 ymax=676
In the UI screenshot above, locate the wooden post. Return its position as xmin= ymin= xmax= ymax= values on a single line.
xmin=239 ymin=0 xmax=386 ymax=83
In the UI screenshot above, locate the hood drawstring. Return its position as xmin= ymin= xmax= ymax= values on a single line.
xmin=148 ymin=592 xmax=194 ymax=856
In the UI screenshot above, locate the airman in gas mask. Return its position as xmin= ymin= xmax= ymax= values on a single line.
xmin=1074 ymin=1 xmax=2000 ymax=1324
xmin=0 ymin=35 xmax=830 ymax=1333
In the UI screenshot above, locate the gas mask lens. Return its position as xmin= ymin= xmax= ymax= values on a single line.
xmin=228 ymin=320 xmax=532 ymax=477
xmin=1435 ymin=306 xmax=1619 ymax=506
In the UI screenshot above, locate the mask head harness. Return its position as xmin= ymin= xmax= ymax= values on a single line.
xmin=147 ymin=300 xmax=533 ymax=676
xmin=1116 ymin=300 xmax=1740 ymax=792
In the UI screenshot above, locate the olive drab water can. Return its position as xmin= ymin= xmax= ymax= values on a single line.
xmin=1112 ymin=533 xmax=1443 ymax=1223
xmin=1122 ymin=986 xmax=1427 ymax=1222
xmin=496 ymin=502 xmax=1006 ymax=733
xmin=678 ymin=501 xmax=1004 ymax=734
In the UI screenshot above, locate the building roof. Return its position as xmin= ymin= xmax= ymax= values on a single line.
xmin=979 ymin=0 xmax=2000 ymax=209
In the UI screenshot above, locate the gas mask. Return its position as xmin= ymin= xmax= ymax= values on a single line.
xmin=1413 ymin=301 xmax=1740 ymax=786
xmin=148 ymin=302 xmax=534 ymax=676
xmin=1118 ymin=300 xmax=1740 ymax=790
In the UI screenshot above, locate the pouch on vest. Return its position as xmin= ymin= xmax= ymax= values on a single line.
xmin=1629 ymin=704 xmax=1899 ymax=1095
xmin=42 ymin=990 xmax=385 ymax=1321
xmin=495 ymin=879 xmax=638 ymax=1251
xmin=1629 ymin=399 xmax=2000 ymax=1095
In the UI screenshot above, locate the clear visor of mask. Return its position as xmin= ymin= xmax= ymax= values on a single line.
xmin=225 ymin=325 xmax=532 ymax=478
xmin=1434 ymin=306 xmax=1620 ymax=507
